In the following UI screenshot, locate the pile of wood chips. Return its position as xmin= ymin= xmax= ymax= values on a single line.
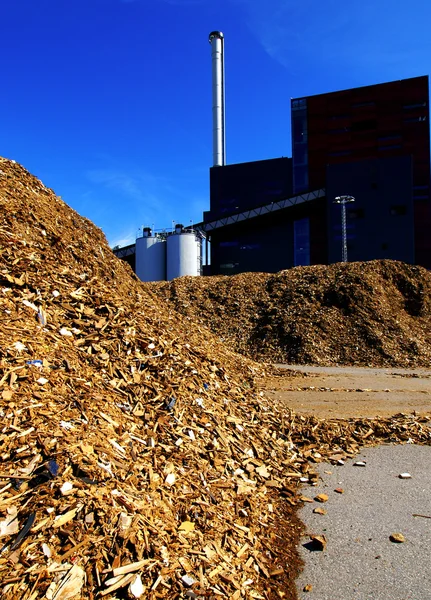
xmin=0 ymin=158 xmax=430 ymax=600
xmin=151 ymin=260 xmax=431 ymax=367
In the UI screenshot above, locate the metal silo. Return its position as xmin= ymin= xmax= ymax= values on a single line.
xmin=167 ymin=225 xmax=202 ymax=281
xmin=135 ymin=228 xmax=167 ymax=282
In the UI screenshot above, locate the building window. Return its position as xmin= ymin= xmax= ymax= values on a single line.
xmin=292 ymin=115 xmax=308 ymax=143
xmin=378 ymin=134 xmax=402 ymax=142
xmin=292 ymin=98 xmax=307 ymax=110
xmin=403 ymin=102 xmax=427 ymax=110
xmin=294 ymin=144 xmax=308 ymax=165
xmin=292 ymin=99 xmax=309 ymax=193
xmin=413 ymin=186 xmax=429 ymax=201
xmin=378 ymin=144 xmax=402 ymax=151
xmin=293 ymin=165 xmax=309 ymax=189
xmin=404 ymin=116 xmax=427 ymax=123
xmin=294 ymin=218 xmax=310 ymax=266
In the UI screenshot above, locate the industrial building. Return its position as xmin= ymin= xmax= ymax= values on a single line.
xmin=113 ymin=32 xmax=431 ymax=279
xmin=202 ymin=74 xmax=430 ymax=275
xmin=294 ymin=75 xmax=431 ymax=267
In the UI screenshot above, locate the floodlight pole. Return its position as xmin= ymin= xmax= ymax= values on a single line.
xmin=334 ymin=195 xmax=355 ymax=262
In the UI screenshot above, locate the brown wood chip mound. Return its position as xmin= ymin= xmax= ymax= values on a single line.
xmin=150 ymin=260 xmax=431 ymax=367
xmin=0 ymin=158 xmax=430 ymax=600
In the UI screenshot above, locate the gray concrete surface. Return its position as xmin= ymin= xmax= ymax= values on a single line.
xmin=296 ymin=444 xmax=431 ymax=600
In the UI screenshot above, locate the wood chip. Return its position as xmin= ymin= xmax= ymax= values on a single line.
xmin=178 ymin=521 xmax=195 ymax=533
xmin=48 ymin=564 xmax=85 ymax=600
xmin=314 ymin=493 xmax=329 ymax=503
xmin=313 ymin=507 xmax=326 ymax=515
xmin=0 ymin=158 xmax=430 ymax=600
xmin=113 ymin=560 xmax=149 ymax=577
xmin=53 ymin=508 xmax=78 ymax=528
xmin=309 ymin=534 xmax=327 ymax=551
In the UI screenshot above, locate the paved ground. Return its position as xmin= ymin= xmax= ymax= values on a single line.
xmin=260 ymin=365 xmax=431 ymax=419
xmin=258 ymin=365 xmax=431 ymax=599
xmin=296 ymin=444 xmax=431 ymax=600
xmin=276 ymin=365 xmax=431 ymax=377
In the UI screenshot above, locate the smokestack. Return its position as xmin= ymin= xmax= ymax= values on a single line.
xmin=209 ymin=31 xmax=226 ymax=167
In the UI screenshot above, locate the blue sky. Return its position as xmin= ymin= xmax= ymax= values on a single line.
xmin=2 ymin=0 xmax=430 ymax=247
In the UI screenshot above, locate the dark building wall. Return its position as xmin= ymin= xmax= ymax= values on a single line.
xmin=203 ymin=77 xmax=430 ymax=277
xmin=212 ymin=221 xmax=294 ymax=275
xmin=302 ymin=76 xmax=429 ymax=190
xmin=326 ymin=156 xmax=414 ymax=264
xmin=292 ymin=75 xmax=431 ymax=268
xmin=292 ymin=77 xmax=431 ymax=268
xmin=209 ymin=199 xmax=326 ymax=275
xmin=309 ymin=200 xmax=328 ymax=265
xmin=207 ymin=157 xmax=293 ymax=220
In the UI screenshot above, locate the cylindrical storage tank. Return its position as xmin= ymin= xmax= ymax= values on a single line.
xmin=135 ymin=228 xmax=167 ymax=282
xmin=167 ymin=229 xmax=201 ymax=281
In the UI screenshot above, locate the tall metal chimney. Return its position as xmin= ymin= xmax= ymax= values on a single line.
xmin=209 ymin=31 xmax=226 ymax=167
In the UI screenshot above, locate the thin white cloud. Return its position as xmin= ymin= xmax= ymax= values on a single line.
xmin=232 ymin=0 xmax=431 ymax=79
xmin=86 ymin=164 xmax=208 ymax=247
xmin=87 ymin=168 xmax=167 ymax=211
xmin=231 ymin=0 xmax=357 ymax=68
xmin=110 ymin=229 xmax=136 ymax=248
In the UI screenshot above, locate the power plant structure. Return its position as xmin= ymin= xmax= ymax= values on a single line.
xmin=113 ymin=33 xmax=431 ymax=279
xmin=133 ymin=226 xmax=203 ymax=282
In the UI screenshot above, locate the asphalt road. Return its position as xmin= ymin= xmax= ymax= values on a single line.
xmin=296 ymin=444 xmax=431 ymax=600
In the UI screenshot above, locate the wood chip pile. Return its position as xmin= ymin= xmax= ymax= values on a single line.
xmin=0 ymin=158 xmax=430 ymax=600
xmin=150 ymin=261 xmax=431 ymax=367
